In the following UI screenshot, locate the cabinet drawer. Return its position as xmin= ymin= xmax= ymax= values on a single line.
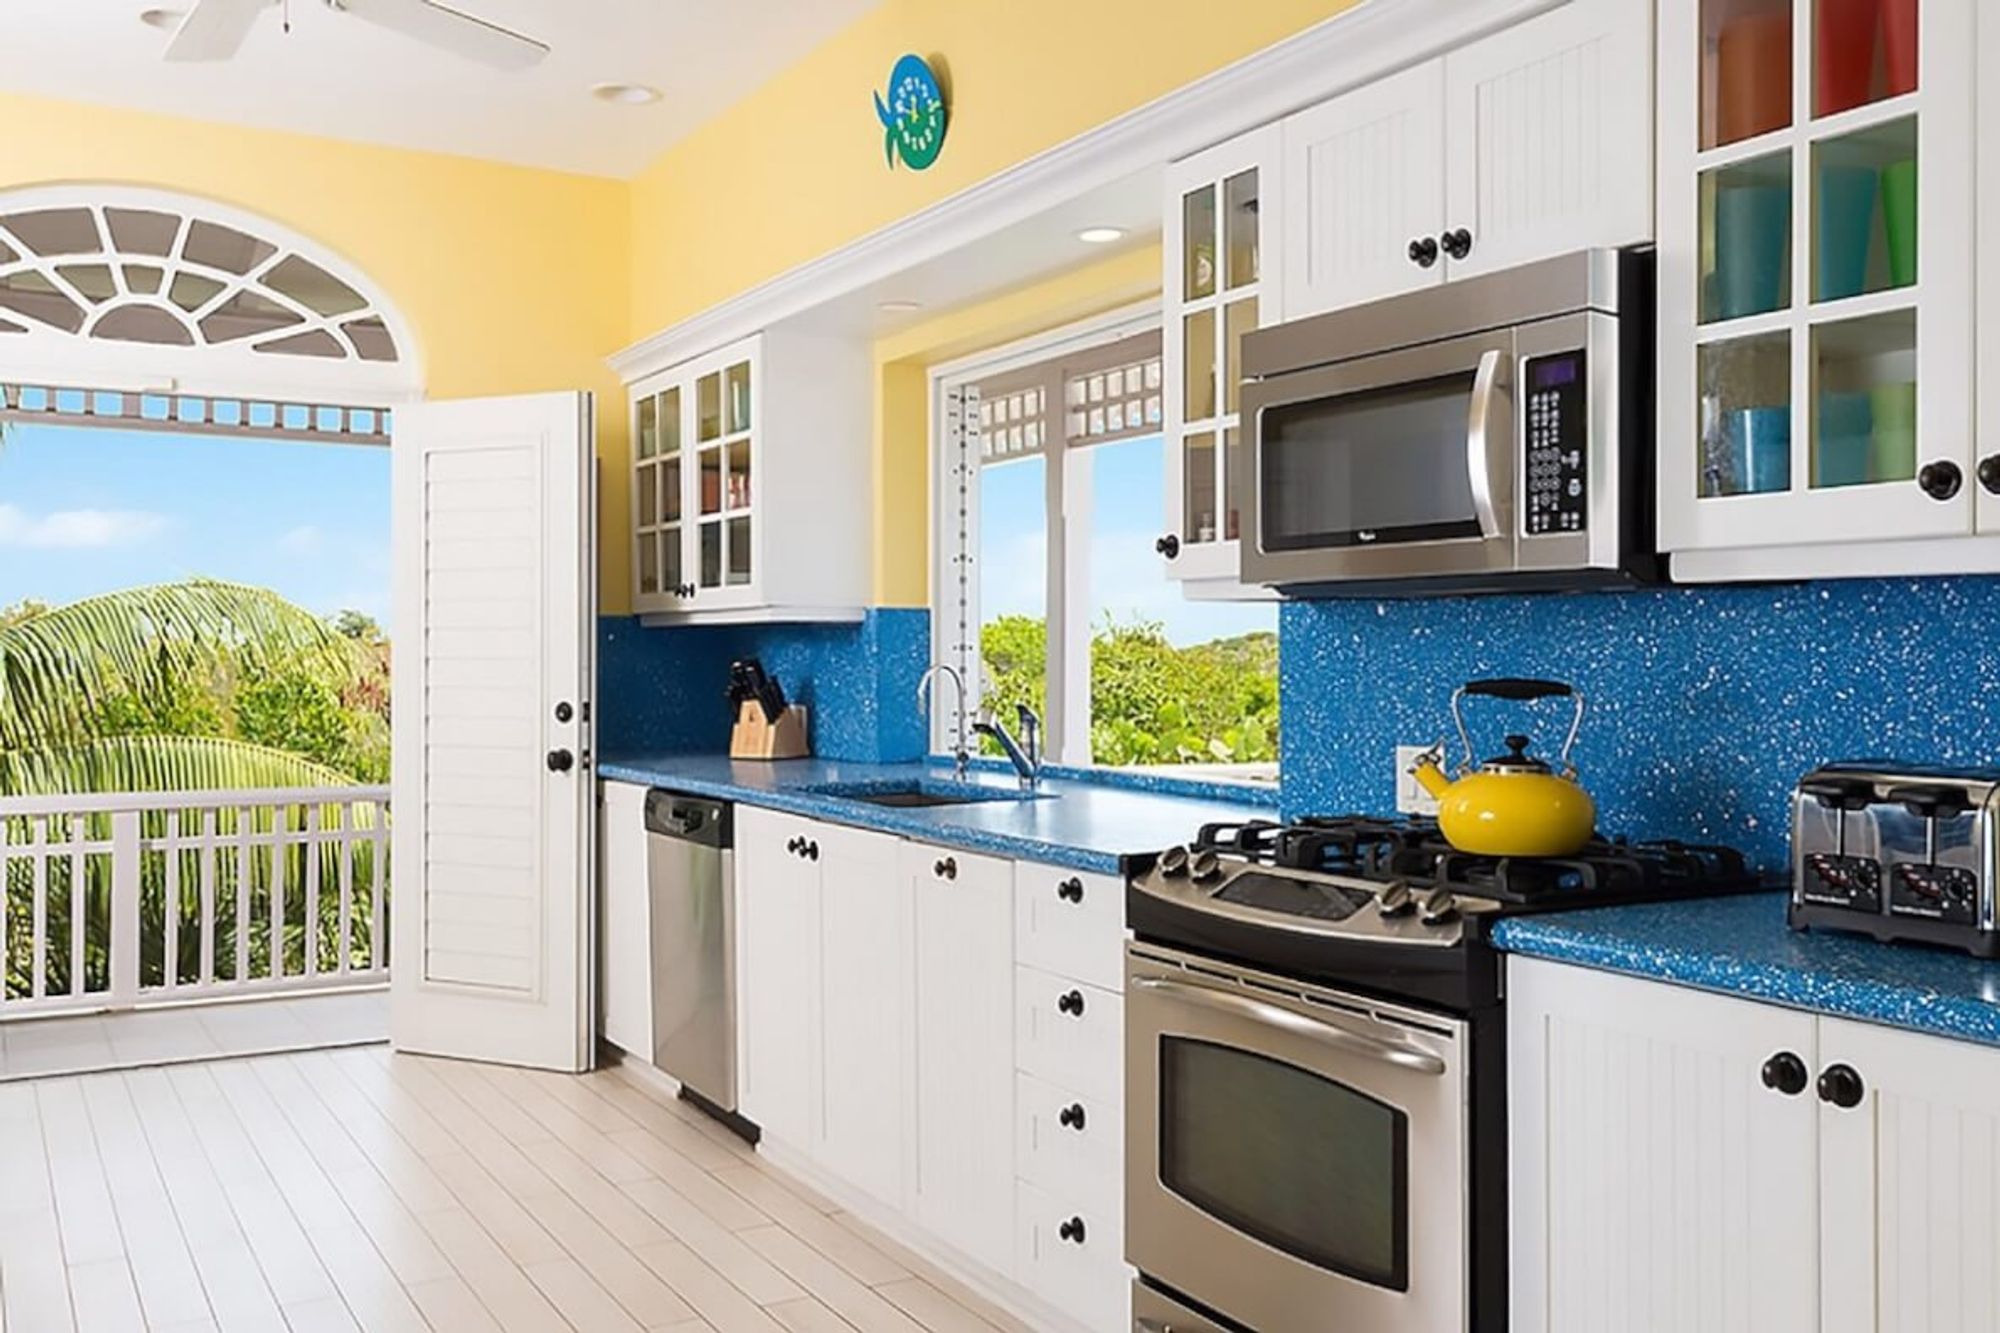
xmin=1014 ymin=864 xmax=1124 ymax=993
xmin=1015 ymin=1178 xmax=1127 ymax=1333
xmin=1015 ymin=966 xmax=1124 ymax=1105
xmin=1015 ymin=1070 xmax=1121 ymax=1219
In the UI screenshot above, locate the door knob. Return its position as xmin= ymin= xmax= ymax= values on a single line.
xmin=1056 ymin=877 xmax=1085 ymax=903
xmin=1919 ymin=460 xmax=1963 ymax=500
xmin=1760 ymin=1051 xmax=1809 ymax=1096
xmin=1058 ymin=1102 xmax=1087 ymax=1130
xmin=1057 ymin=1216 xmax=1087 ymax=1244
xmin=545 ymin=749 xmax=575 ymax=773
xmin=1817 ymin=1062 xmax=1865 ymax=1109
xmin=1155 ymin=533 xmax=1181 ymax=560
xmin=1979 ymin=455 xmax=2000 ymax=495
xmin=1056 ymin=989 xmax=1085 ymax=1017
xmin=1408 ymin=236 xmax=1440 ymax=268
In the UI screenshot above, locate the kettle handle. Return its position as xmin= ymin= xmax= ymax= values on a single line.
xmin=1450 ymin=680 xmax=1587 ymax=775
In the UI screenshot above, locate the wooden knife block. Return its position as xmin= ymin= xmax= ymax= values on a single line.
xmin=730 ymin=701 xmax=810 ymax=760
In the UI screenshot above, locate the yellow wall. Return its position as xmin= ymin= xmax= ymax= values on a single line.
xmin=0 ymin=92 xmax=636 ymax=610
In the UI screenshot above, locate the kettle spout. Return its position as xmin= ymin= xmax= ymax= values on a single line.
xmin=1409 ymin=746 xmax=1451 ymax=798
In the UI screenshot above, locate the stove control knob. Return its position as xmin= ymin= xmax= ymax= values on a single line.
xmin=1419 ymin=887 xmax=1461 ymax=926
xmin=1377 ymin=880 xmax=1417 ymax=918
xmin=1157 ymin=845 xmax=1191 ymax=878
xmin=1189 ymin=849 xmax=1223 ymax=883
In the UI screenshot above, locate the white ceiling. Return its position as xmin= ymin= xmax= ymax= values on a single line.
xmin=0 ymin=0 xmax=881 ymax=178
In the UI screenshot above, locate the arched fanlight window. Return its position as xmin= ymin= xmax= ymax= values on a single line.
xmin=0 ymin=186 xmax=420 ymax=405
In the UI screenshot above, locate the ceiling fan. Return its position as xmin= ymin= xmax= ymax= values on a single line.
xmin=162 ymin=0 xmax=549 ymax=72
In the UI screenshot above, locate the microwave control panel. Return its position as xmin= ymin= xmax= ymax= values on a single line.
xmin=1524 ymin=351 xmax=1587 ymax=538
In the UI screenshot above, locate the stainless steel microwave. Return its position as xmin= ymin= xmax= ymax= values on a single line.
xmin=1239 ymin=248 xmax=1656 ymax=595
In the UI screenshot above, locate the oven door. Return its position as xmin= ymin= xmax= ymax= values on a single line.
xmin=1126 ymin=944 xmax=1468 ymax=1333
xmin=1241 ymin=328 xmax=1516 ymax=588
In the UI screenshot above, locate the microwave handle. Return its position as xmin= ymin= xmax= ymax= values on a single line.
xmin=1466 ymin=348 xmax=1507 ymax=540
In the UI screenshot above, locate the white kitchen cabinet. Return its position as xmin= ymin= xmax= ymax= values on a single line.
xmin=1015 ymin=1178 xmax=1129 ymax=1333
xmin=1013 ymin=864 xmax=1125 ymax=993
xmin=1511 ymin=957 xmax=2000 ymax=1333
xmin=909 ymin=843 xmax=1015 ymax=1274
xmin=1657 ymin=0 xmax=1979 ymax=571
xmin=629 ymin=329 xmax=870 ymax=623
xmin=814 ymin=820 xmax=911 ymax=1208
xmin=1015 ymin=1070 xmax=1121 ymax=1224
xmin=1015 ymin=966 xmax=1124 ymax=1107
xmin=735 ymin=805 xmax=822 ymax=1151
xmin=599 ymin=781 xmax=653 ymax=1060
xmin=1161 ymin=124 xmax=1284 ymax=592
xmin=1282 ymin=0 xmax=1653 ymax=322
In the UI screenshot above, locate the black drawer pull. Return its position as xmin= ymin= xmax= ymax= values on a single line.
xmin=805 ymin=841 xmax=819 ymax=862
xmin=1056 ymin=877 xmax=1084 ymax=903
xmin=1058 ymin=1216 xmax=1087 ymax=1244
xmin=1058 ymin=1102 xmax=1086 ymax=1131
xmin=935 ymin=856 xmax=957 ymax=880
xmin=1056 ymin=989 xmax=1085 ymax=1017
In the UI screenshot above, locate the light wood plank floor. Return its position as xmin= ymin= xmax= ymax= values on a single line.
xmin=0 ymin=1046 xmax=1039 ymax=1333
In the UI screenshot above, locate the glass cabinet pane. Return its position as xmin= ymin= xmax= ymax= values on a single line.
xmin=1185 ymin=308 xmax=1217 ymax=422
xmin=1700 ymin=151 xmax=1792 ymax=323
xmin=697 ymin=371 xmax=722 ymax=441
xmin=727 ymin=517 xmax=752 ymax=585
xmin=1224 ymin=297 xmax=1258 ymax=415
xmin=662 ymin=456 xmax=682 ymax=523
xmin=638 ymin=533 xmax=659 ymax=594
xmin=1224 ymin=169 xmax=1260 ymax=289
xmin=1697 ymin=331 xmax=1793 ymax=497
xmin=699 ymin=447 xmax=722 ymax=516
xmin=1183 ymin=184 xmax=1217 ymax=300
xmin=1702 ymin=0 xmax=1792 ymax=150
xmin=725 ymin=361 xmax=752 ymax=434
xmin=726 ymin=439 xmax=752 ymax=511
xmin=637 ymin=395 xmax=658 ymax=460
xmin=1184 ymin=431 xmax=1218 ymax=544
xmin=659 ymin=386 xmax=681 ymax=456
xmin=1817 ymin=0 xmax=1916 ymax=119
xmin=663 ymin=525 xmax=683 ymax=593
xmin=637 ymin=461 xmax=658 ymax=527
xmin=700 ymin=522 xmax=722 ymax=587
xmin=1812 ymin=117 xmax=1917 ymax=303
xmin=1224 ymin=426 xmax=1244 ymax=541
xmin=1812 ymin=309 xmax=1916 ymax=488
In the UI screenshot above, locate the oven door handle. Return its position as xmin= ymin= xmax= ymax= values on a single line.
xmin=1133 ymin=976 xmax=1448 ymax=1076
xmin=1466 ymin=347 xmax=1506 ymax=540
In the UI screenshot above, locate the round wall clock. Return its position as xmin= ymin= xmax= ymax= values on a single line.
xmin=873 ymin=54 xmax=948 ymax=171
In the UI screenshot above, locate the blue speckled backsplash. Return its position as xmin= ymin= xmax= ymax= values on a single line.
xmin=598 ymin=609 xmax=929 ymax=763
xmin=1280 ymin=577 xmax=2000 ymax=870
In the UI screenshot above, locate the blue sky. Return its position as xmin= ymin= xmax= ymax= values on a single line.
xmin=980 ymin=433 xmax=1276 ymax=646
xmin=0 ymin=422 xmax=391 ymax=626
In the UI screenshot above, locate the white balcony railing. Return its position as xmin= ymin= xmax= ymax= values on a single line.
xmin=0 ymin=786 xmax=390 ymax=1019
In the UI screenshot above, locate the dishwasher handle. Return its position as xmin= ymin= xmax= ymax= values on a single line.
xmin=644 ymin=790 xmax=734 ymax=847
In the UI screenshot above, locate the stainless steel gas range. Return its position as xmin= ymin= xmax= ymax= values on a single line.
xmin=1123 ymin=816 xmax=1763 ymax=1333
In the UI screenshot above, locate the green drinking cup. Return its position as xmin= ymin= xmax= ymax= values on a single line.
xmin=1882 ymin=158 xmax=1918 ymax=289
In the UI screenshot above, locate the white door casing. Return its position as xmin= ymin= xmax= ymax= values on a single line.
xmin=391 ymin=390 xmax=596 ymax=1072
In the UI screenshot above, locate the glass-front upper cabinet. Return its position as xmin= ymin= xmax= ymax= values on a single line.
xmin=1162 ymin=124 xmax=1283 ymax=590
xmin=1659 ymin=0 xmax=1975 ymax=563
xmin=631 ymin=336 xmax=761 ymax=613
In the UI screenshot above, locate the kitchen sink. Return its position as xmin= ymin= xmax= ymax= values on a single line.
xmin=800 ymin=780 xmax=1048 ymax=808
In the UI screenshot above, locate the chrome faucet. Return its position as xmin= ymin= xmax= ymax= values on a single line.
xmin=916 ymin=664 xmax=971 ymax=779
xmin=975 ymin=703 xmax=1042 ymax=789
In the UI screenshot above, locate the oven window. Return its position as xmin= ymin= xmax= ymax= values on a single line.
xmin=1160 ymin=1037 xmax=1408 ymax=1291
xmin=1259 ymin=371 xmax=1481 ymax=550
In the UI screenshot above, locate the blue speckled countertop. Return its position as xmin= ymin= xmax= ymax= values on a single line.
xmin=596 ymin=753 xmax=1275 ymax=874
xmin=1493 ymin=893 xmax=2000 ymax=1048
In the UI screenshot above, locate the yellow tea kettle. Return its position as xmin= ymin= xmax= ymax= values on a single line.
xmin=1409 ymin=679 xmax=1596 ymax=858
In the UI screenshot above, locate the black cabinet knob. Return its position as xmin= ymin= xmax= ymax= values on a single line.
xmin=786 ymin=837 xmax=802 ymax=855
xmin=1817 ymin=1063 xmax=1865 ymax=1109
xmin=934 ymin=856 xmax=957 ymax=881
xmin=554 ymin=701 xmax=574 ymax=723
xmin=1979 ymin=455 xmax=2000 ymax=496
xmin=1058 ymin=1102 xmax=1087 ymax=1131
xmin=1056 ymin=989 xmax=1085 ymax=1017
xmin=1057 ymin=1216 xmax=1087 ymax=1244
xmin=1057 ymin=877 xmax=1085 ymax=904
xmin=805 ymin=841 xmax=820 ymax=862
xmin=1760 ymin=1051 xmax=1809 ymax=1097
xmin=1441 ymin=227 xmax=1474 ymax=260
xmin=1155 ymin=533 xmax=1181 ymax=560
xmin=1408 ymin=236 xmax=1439 ymax=268
xmin=545 ymin=749 xmax=574 ymax=773
xmin=1919 ymin=460 xmax=1963 ymax=500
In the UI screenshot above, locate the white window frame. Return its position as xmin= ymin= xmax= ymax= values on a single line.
xmin=927 ymin=301 xmax=1164 ymax=765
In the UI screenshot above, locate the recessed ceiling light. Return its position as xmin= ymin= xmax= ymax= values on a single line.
xmin=878 ymin=299 xmax=925 ymax=314
xmin=1076 ymin=226 xmax=1126 ymax=245
xmin=592 ymin=82 xmax=662 ymax=106
xmin=139 ymin=7 xmax=186 ymax=29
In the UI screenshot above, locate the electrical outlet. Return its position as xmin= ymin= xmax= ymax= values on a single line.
xmin=1395 ymin=745 xmax=1441 ymax=815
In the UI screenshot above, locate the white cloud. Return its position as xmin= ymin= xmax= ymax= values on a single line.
xmin=0 ymin=504 xmax=167 ymax=550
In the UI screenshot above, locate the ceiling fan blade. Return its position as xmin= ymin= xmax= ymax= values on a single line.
xmin=164 ymin=0 xmax=270 ymax=62
xmin=337 ymin=0 xmax=549 ymax=71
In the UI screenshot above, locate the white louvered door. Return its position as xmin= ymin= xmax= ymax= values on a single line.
xmin=391 ymin=391 xmax=596 ymax=1072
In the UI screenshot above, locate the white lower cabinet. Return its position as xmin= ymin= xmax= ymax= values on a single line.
xmin=598 ymin=781 xmax=652 ymax=1059
xmin=815 ymin=821 xmax=910 ymax=1208
xmin=1510 ymin=956 xmax=2000 ymax=1333
xmin=1016 ymin=1178 xmax=1129 ymax=1333
xmin=735 ymin=805 xmax=824 ymax=1150
xmin=1015 ymin=966 xmax=1125 ymax=1106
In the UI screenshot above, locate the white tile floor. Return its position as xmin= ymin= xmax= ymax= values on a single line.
xmin=0 ymin=1046 xmax=1037 ymax=1333
xmin=0 ymin=990 xmax=389 ymax=1082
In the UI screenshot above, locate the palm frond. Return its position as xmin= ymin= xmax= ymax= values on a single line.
xmin=0 ymin=734 xmax=359 ymax=796
xmin=0 ymin=579 xmax=360 ymax=751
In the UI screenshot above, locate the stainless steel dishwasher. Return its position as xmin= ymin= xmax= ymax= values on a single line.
xmin=643 ymin=789 xmax=742 ymax=1126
